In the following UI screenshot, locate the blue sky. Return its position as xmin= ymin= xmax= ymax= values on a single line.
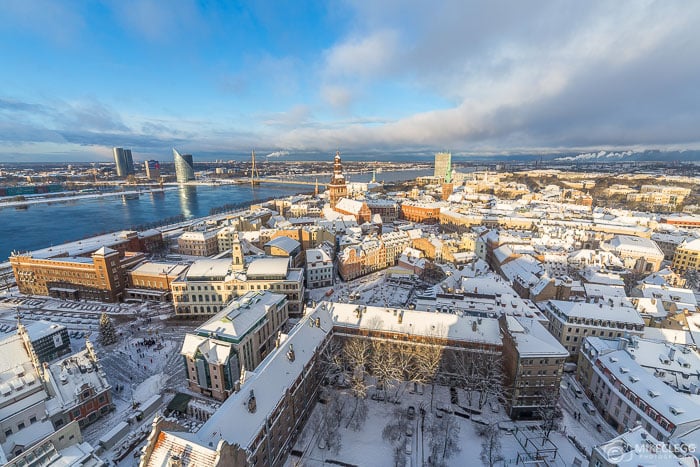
xmin=1 ymin=0 xmax=699 ymax=162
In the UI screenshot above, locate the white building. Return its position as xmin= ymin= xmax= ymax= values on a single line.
xmin=304 ymin=248 xmax=333 ymax=289
xmin=540 ymin=300 xmax=645 ymax=360
xmin=578 ymin=336 xmax=700 ymax=441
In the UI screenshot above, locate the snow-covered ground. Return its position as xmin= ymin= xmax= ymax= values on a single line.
xmin=288 ymin=383 xmax=605 ymax=467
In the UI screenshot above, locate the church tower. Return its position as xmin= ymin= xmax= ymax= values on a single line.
xmin=231 ymin=232 xmax=244 ymax=270
xmin=327 ymin=151 xmax=347 ymax=208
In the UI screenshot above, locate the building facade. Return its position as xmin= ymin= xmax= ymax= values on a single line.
xmin=171 ymin=257 xmax=305 ymax=318
xmin=181 ymin=292 xmax=289 ymax=401
xmin=10 ymin=247 xmax=130 ymax=303
xmin=113 ymin=147 xmax=134 ymax=178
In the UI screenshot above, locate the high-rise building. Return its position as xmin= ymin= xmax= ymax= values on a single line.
xmin=113 ymin=147 xmax=135 ymax=178
xmin=327 ymin=151 xmax=347 ymax=208
xmin=434 ymin=151 xmax=452 ymax=181
xmin=173 ymin=148 xmax=195 ymax=183
xmin=144 ymin=160 xmax=160 ymax=180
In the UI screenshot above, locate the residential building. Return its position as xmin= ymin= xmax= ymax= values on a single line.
xmin=601 ymin=235 xmax=664 ymax=273
xmin=43 ymin=341 xmax=113 ymax=430
xmin=540 ymin=300 xmax=645 ymax=361
xmin=305 ymin=248 xmax=333 ymax=289
xmin=0 ymin=334 xmax=55 ymax=460
xmin=590 ymin=425 xmax=698 ymax=467
xmin=381 ymin=231 xmax=411 ymax=266
xmin=181 ymin=291 xmax=288 ymax=401
xmin=173 ymin=148 xmax=195 ymax=183
xmin=578 ymin=337 xmax=700 ymax=441
xmin=334 ymin=198 xmax=372 ymax=224
xmin=499 ymin=315 xmax=568 ymax=419
xmin=264 ymin=236 xmax=303 ymax=268
xmin=24 ymin=321 xmax=71 ymax=364
xmin=400 ymin=201 xmax=442 ymax=223
xmin=113 ymin=147 xmax=134 ymax=178
xmin=366 ymin=199 xmax=400 ymax=222
xmin=178 ymin=230 xmax=220 ymax=257
xmin=672 ymin=237 xmax=700 ymax=274
xmin=144 ymin=160 xmax=160 ymax=180
xmin=338 ymin=238 xmax=386 ymax=280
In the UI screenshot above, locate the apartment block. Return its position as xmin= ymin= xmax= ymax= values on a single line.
xmin=181 ymin=291 xmax=288 ymax=401
xmin=540 ymin=300 xmax=645 ymax=361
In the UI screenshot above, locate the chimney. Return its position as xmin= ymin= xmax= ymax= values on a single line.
xmin=617 ymin=338 xmax=629 ymax=350
xmin=669 ymin=346 xmax=676 ymax=361
xmin=472 ymin=321 xmax=478 ymax=332
xmin=287 ymin=344 xmax=296 ymax=362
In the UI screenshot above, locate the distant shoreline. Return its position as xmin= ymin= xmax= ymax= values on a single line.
xmin=0 ymin=187 xmax=178 ymax=209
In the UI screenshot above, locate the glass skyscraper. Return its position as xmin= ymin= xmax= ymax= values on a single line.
xmin=173 ymin=148 xmax=195 ymax=183
xmin=113 ymin=147 xmax=135 ymax=178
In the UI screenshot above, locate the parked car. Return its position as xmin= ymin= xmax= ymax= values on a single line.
xmin=407 ymin=406 xmax=416 ymax=420
xmin=583 ymin=402 xmax=596 ymax=415
xmin=405 ymin=440 xmax=412 ymax=455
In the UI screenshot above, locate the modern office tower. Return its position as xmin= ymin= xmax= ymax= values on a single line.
xmin=173 ymin=148 xmax=195 ymax=183
xmin=434 ymin=151 xmax=452 ymax=181
xmin=327 ymin=150 xmax=347 ymax=208
xmin=113 ymin=147 xmax=135 ymax=177
xmin=144 ymin=160 xmax=161 ymax=180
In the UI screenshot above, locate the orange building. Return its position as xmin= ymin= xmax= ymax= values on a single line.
xmin=400 ymin=202 xmax=442 ymax=223
xmin=10 ymin=247 xmax=145 ymax=302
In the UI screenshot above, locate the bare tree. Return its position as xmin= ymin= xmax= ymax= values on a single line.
xmin=428 ymin=412 xmax=460 ymax=467
xmin=383 ymin=408 xmax=409 ymax=467
xmin=536 ymin=390 xmax=562 ymax=442
xmin=478 ymin=423 xmax=503 ymax=467
xmin=342 ymin=338 xmax=371 ymax=429
xmin=477 ymin=353 xmax=504 ymax=410
xmin=414 ymin=327 xmax=445 ymax=410
xmin=311 ymin=394 xmax=343 ymax=456
xmin=371 ymin=340 xmax=400 ymax=401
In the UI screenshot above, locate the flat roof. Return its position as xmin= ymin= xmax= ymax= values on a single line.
xmin=246 ymin=257 xmax=289 ymax=278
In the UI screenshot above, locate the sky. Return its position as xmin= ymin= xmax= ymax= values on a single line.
xmin=1 ymin=0 xmax=699 ymax=162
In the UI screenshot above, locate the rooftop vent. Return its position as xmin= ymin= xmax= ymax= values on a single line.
xmin=287 ymin=344 xmax=295 ymax=362
xmin=247 ymin=390 xmax=257 ymax=413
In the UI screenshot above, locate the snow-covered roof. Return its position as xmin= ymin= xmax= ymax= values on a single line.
xmin=632 ymin=284 xmax=697 ymax=308
xmin=264 ymin=236 xmax=300 ymax=254
xmin=195 ymin=304 xmax=334 ymax=449
xmin=543 ymin=300 xmax=644 ymax=326
xmin=594 ymin=425 xmax=697 ymax=467
xmin=45 ymin=347 xmax=110 ymax=412
xmin=195 ymin=291 xmax=287 ymax=344
xmin=504 ymin=315 xmax=568 ymax=357
xmin=583 ymin=283 xmax=627 ymax=299
xmin=593 ymin=346 xmax=700 ymax=430
xmin=129 ymin=261 xmax=189 ymax=277
xmin=245 ymin=257 xmax=289 ymax=279
xmin=328 ymin=302 xmax=503 ymax=346
xmin=335 ymin=198 xmax=365 ymax=215
xmin=607 ymin=235 xmax=664 ymax=257
xmin=180 ymin=334 xmax=232 ymax=364
xmin=185 ymin=259 xmax=231 ymax=280
xmin=23 ymin=320 xmax=65 ymax=342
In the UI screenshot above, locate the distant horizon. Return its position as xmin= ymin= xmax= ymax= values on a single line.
xmin=2 ymin=148 xmax=700 ymax=166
